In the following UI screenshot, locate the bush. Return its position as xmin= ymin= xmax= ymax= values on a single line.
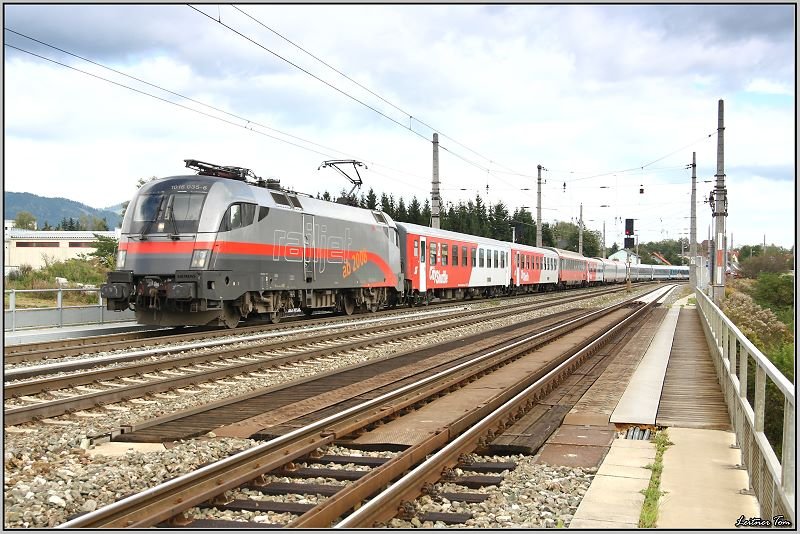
xmin=723 ymin=292 xmax=790 ymax=353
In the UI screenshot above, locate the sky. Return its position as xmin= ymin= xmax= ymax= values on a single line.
xmin=3 ymin=4 xmax=796 ymax=249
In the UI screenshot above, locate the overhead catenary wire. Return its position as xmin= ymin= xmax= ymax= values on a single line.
xmin=189 ymin=4 xmax=525 ymax=191
xmin=230 ymin=5 xmax=527 ymax=177
xmin=3 ymin=32 xmax=429 ymax=192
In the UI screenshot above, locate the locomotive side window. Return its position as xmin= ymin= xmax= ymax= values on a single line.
xmin=462 ymin=246 xmax=468 ymax=267
xmin=258 ymin=206 xmax=270 ymax=221
xmin=219 ymin=202 xmax=257 ymax=232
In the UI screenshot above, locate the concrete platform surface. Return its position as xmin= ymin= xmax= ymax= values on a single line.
xmin=658 ymin=427 xmax=759 ymax=528
xmin=569 ymin=438 xmax=655 ymax=529
xmin=610 ymin=306 xmax=680 ymax=425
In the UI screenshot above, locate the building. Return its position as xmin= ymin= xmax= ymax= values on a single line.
xmin=4 ymin=229 xmax=119 ymax=275
xmin=608 ymin=249 xmax=641 ymax=265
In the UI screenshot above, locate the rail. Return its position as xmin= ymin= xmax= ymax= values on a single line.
xmin=3 ymin=288 xmax=135 ymax=332
xmin=695 ymin=289 xmax=795 ymax=522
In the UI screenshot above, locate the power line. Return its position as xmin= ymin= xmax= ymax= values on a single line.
xmin=189 ymin=4 xmax=524 ymax=190
xmin=4 ymin=31 xmax=429 ymax=190
xmin=230 ymin=5 xmax=526 ymax=177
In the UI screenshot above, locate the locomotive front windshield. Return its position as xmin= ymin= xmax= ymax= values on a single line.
xmin=130 ymin=191 xmax=207 ymax=234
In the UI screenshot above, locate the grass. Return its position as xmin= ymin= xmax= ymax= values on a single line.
xmin=639 ymin=430 xmax=672 ymax=528
xmin=687 ymin=297 xmax=696 ymax=306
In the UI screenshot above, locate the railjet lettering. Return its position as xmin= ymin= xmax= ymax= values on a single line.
xmin=429 ymin=267 xmax=449 ymax=284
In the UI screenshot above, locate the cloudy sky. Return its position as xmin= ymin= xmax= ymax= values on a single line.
xmin=4 ymin=4 xmax=795 ymax=248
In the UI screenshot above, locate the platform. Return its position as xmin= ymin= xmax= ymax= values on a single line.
xmin=564 ymin=293 xmax=759 ymax=528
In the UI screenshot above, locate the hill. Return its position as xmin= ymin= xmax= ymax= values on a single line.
xmin=4 ymin=192 xmax=123 ymax=229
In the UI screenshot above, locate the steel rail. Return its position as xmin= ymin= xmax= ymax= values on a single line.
xmin=6 ymin=285 xmax=638 ymax=362
xmin=5 ymin=288 xmax=628 ymax=424
xmin=57 ymin=286 xmax=667 ymax=528
xmin=335 ymin=285 xmax=674 ymax=527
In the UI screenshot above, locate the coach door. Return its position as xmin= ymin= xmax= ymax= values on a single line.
xmin=419 ymin=238 xmax=426 ymax=292
xmin=302 ymin=214 xmax=315 ymax=283
xmin=515 ymin=251 xmax=520 ymax=286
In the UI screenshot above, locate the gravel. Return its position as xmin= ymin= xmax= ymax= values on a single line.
xmin=3 ymin=284 xmax=664 ymax=528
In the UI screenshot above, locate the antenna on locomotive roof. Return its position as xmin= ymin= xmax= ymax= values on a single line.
xmin=318 ymin=160 xmax=366 ymax=202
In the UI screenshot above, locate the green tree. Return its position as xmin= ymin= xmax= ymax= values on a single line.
xmin=14 ymin=211 xmax=37 ymax=230
xmin=365 ymin=188 xmax=378 ymax=210
xmin=396 ymin=197 xmax=408 ymax=222
xmin=407 ymin=197 xmax=422 ymax=225
xmin=740 ymin=247 xmax=792 ymax=278
xmin=89 ymin=234 xmax=119 ymax=269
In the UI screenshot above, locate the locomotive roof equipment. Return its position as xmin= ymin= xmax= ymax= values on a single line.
xmin=184 ymin=159 xmax=281 ymax=190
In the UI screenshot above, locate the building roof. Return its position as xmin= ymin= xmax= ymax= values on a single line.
xmin=6 ymin=229 xmax=118 ymax=240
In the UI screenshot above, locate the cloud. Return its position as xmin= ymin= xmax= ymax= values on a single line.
xmin=745 ymin=78 xmax=794 ymax=96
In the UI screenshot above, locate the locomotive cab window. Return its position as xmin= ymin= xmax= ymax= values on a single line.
xmin=130 ymin=190 xmax=207 ymax=234
xmin=219 ymin=202 xmax=257 ymax=232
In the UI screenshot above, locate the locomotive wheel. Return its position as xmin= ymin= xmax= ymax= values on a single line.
xmin=270 ymin=310 xmax=284 ymax=324
xmin=343 ymin=294 xmax=356 ymax=316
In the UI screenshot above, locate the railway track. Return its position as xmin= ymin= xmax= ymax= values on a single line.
xmin=5 ymin=284 xmax=650 ymax=365
xmin=58 ymin=285 xmax=675 ymax=528
xmin=5 ymin=286 xmax=623 ymax=425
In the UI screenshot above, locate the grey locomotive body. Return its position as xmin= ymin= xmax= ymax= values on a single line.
xmin=102 ymin=161 xmax=403 ymax=327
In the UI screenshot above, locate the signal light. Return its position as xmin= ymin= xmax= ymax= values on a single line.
xmin=625 ymin=218 xmax=634 ymax=236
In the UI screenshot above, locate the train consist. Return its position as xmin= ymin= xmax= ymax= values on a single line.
xmin=101 ymin=160 xmax=689 ymax=327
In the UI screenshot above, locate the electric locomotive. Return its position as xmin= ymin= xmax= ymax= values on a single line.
xmin=101 ymin=160 xmax=403 ymax=327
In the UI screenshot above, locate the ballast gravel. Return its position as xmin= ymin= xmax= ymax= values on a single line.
xmin=3 ymin=285 xmax=661 ymax=528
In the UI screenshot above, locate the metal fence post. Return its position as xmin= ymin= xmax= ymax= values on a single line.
xmin=10 ymin=290 xmax=16 ymax=332
xmin=99 ymin=289 xmax=104 ymax=324
xmin=58 ymin=288 xmax=63 ymax=327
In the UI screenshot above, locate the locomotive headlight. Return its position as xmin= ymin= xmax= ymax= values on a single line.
xmin=115 ymin=250 xmax=126 ymax=269
xmin=190 ymin=249 xmax=211 ymax=269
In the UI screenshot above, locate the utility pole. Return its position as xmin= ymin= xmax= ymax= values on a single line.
xmin=711 ymin=100 xmax=727 ymax=306
xmin=536 ymin=164 xmax=544 ymax=247
xmin=431 ymin=133 xmax=441 ymax=229
xmin=602 ymin=221 xmax=606 ymax=259
xmin=578 ymin=203 xmax=584 ymax=255
xmin=689 ymin=151 xmax=698 ymax=288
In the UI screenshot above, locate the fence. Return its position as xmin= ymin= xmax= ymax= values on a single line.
xmin=4 ymin=288 xmax=136 ymax=332
xmin=696 ymin=289 xmax=795 ymax=522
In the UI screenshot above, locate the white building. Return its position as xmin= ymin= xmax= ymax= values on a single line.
xmin=4 ymin=229 xmax=118 ymax=275
xmin=608 ymin=249 xmax=641 ymax=265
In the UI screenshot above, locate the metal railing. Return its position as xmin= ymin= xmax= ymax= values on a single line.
xmin=696 ymin=289 xmax=795 ymax=522
xmin=4 ymin=288 xmax=135 ymax=332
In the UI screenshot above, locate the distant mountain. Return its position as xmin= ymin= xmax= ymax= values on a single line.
xmin=4 ymin=192 xmax=123 ymax=229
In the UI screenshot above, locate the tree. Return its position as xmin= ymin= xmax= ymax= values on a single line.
xmin=42 ymin=221 xmax=53 ymax=231
xmin=14 ymin=211 xmax=37 ymax=230
xmin=740 ymin=247 xmax=793 ymax=278
xmin=89 ymin=234 xmax=119 ymax=269
xmin=365 ymin=188 xmax=378 ymax=210
xmin=609 ymin=242 xmax=620 ymax=256
xmin=407 ymin=197 xmax=422 ymax=225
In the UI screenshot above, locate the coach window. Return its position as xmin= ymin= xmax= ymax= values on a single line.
xmin=462 ymin=246 xmax=468 ymax=267
xmin=479 ymin=248 xmax=485 ymax=268
xmin=430 ymin=241 xmax=437 ymax=265
xmin=500 ymin=251 xmax=505 ymax=269
xmin=452 ymin=244 xmax=458 ymax=267
xmin=494 ymin=250 xmax=499 ymax=269
xmin=471 ymin=247 xmax=476 ymax=267
xmin=413 ymin=239 xmax=419 ymax=257
xmin=421 ymin=240 xmax=426 ymax=264
xmin=441 ymin=244 xmax=448 ymax=266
